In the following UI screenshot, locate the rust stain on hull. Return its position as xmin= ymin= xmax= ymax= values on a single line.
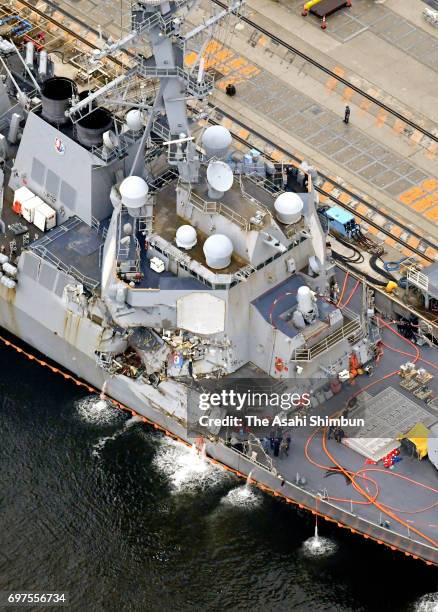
xmin=0 ymin=285 xmax=19 ymax=336
xmin=63 ymin=309 xmax=82 ymax=347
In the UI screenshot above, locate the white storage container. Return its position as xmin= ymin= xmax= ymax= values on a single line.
xmin=13 ymin=186 xmax=34 ymax=214
xmin=22 ymin=195 xmax=44 ymax=223
xmin=150 ymin=256 xmax=165 ymax=274
xmin=2 ymin=262 xmax=17 ymax=277
xmin=33 ymin=202 xmax=56 ymax=232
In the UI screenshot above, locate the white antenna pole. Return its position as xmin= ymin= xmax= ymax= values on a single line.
xmin=197 ymin=57 xmax=205 ymax=84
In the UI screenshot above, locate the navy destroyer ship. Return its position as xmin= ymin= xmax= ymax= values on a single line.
xmin=0 ymin=0 xmax=437 ymax=566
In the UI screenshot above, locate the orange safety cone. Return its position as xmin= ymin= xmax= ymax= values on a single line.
xmin=321 ymin=15 xmax=327 ymax=29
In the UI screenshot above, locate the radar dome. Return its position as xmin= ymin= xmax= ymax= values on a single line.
xmin=207 ymin=160 xmax=233 ymax=199
xmin=202 ymin=125 xmax=232 ymax=158
xmin=176 ymin=225 xmax=197 ymax=250
xmin=119 ymin=176 xmax=149 ymax=211
xmin=297 ymin=286 xmax=313 ymax=314
xmin=274 ymin=192 xmax=303 ymax=225
xmin=126 ymin=109 xmax=144 ymax=131
xmin=203 ymin=234 xmax=233 ymax=269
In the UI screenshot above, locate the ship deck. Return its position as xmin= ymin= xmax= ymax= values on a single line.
xmin=153 ymin=180 xmax=247 ymax=275
xmin=252 ymin=274 xmax=341 ymax=339
xmin=0 ymin=183 xmax=41 ymax=258
xmin=219 ymin=268 xmax=438 ymax=552
xmin=28 ymin=216 xmax=104 ymax=291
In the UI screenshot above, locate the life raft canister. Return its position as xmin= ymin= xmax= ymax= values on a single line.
xmin=275 ymin=357 xmax=288 ymax=372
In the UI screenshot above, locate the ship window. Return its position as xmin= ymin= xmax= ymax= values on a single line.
xmin=45 ymin=170 xmax=60 ymax=199
xmin=60 ymin=180 xmax=77 ymax=210
xmin=31 ymin=157 xmax=46 ymax=184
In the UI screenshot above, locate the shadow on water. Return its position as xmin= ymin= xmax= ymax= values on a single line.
xmin=0 ymin=343 xmax=437 ymax=611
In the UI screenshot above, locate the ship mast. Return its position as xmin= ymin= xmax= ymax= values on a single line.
xmin=65 ymin=0 xmax=243 ymax=182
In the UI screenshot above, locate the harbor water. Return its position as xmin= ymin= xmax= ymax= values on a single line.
xmin=0 ymin=344 xmax=437 ymax=611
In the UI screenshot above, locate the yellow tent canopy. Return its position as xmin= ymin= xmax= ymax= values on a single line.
xmin=398 ymin=422 xmax=431 ymax=459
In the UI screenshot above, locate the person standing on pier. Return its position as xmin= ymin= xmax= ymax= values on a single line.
xmin=344 ymin=105 xmax=351 ymax=124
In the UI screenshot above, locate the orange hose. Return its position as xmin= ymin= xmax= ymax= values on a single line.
xmin=339 ymin=279 xmax=360 ymax=309
xmin=321 ymin=434 xmax=438 ymax=548
xmin=381 ymin=341 xmax=438 ymax=372
xmin=304 ymin=318 xmax=438 ymax=547
xmin=305 ymin=429 xmax=438 ymax=516
xmin=336 ymin=271 xmax=349 ymax=306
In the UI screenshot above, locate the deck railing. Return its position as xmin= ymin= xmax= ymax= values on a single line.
xmin=187 ymin=190 xmax=250 ymax=231
xmin=406 ymin=266 xmax=429 ymax=292
xmin=292 ymin=318 xmax=363 ymax=361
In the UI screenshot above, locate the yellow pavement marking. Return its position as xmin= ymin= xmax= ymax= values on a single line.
xmin=205 ymin=40 xmax=222 ymax=54
xmin=257 ymin=35 xmax=268 ymax=47
xmin=325 ymin=77 xmax=338 ymax=91
xmin=398 ymin=186 xmax=427 ymax=205
xmin=410 ymin=130 xmax=423 ymax=145
xmin=359 ymin=99 xmax=372 ymax=113
xmin=216 ymin=64 xmax=233 ymax=76
xmin=407 ymin=235 xmax=420 ymax=248
xmin=228 ymin=57 xmax=248 ymax=71
xmin=338 ymin=192 xmax=352 ymax=205
xmin=206 ymin=50 xmax=234 ymax=70
xmin=376 ymin=109 xmax=388 ymax=127
xmin=342 ymin=87 xmax=354 ymax=101
xmin=411 ymin=193 xmax=438 ymax=212
xmin=391 ymin=226 xmax=402 ymax=238
xmin=425 ymin=247 xmax=438 ymax=260
xmin=355 ymin=203 xmax=369 ymax=215
xmin=422 ymin=179 xmax=438 ymax=192
xmin=184 ymin=51 xmax=197 ymax=67
xmin=270 ymin=150 xmax=284 ymax=162
xmin=424 ymin=206 xmax=438 ymax=220
xmin=238 ymin=128 xmax=250 ymax=140
xmin=392 ymin=119 xmax=405 ymax=134
xmin=321 ymin=181 xmax=334 ymax=193
xmin=240 ymin=65 xmax=261 ymax=77
xmin=325 ymin=68 xmax=344 ymax=93
xmin=385 ymin=237 xmax=397 ymax=247
xmin=217 ymin=77 xmax=244 ymax=89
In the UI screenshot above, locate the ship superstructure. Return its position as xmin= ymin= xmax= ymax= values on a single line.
xmin=0 ymin=0 xmax=436 ymax=566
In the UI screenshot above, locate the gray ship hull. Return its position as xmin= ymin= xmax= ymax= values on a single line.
xmin=0 ymin=284 xmax=436 ymax=567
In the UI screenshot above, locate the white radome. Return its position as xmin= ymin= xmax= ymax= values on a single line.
xmin=297 ymin=285 xmax=313 ymax=314
xmin=126 ymin=109 xmax=144 ymax=131
xmin=274 ymin=192 xmax=303 ymax=225
xmin=119 ymin=176 xmax=149 ymax=209
xmin=176 ymin=225 xmax=197 ymax=250
xmin=203 ymin=234 xmax=233 ymax=269
xmin=202 ymin=125 xmax=232 ymax=158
